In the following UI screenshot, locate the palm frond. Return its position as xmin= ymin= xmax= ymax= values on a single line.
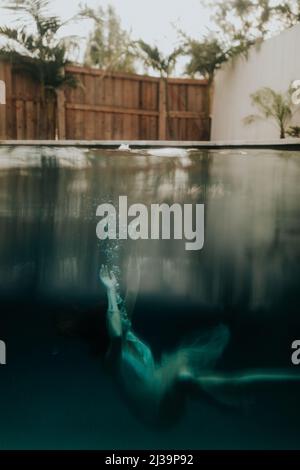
xmin=244 ymin=86 xmax=294 ymax=138
xmin=0 ymin=0 xmax=78 ymax=89
xmin=137 ymin=40 xmax=181 ymax=76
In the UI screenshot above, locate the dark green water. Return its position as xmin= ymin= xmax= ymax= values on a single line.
xmin=0 ymin=145 xmax=300 ymax=449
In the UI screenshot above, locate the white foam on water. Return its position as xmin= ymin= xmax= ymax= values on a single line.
xmin=144 ymin=148 xmax=192 ymax=158
xmin=118 ymin=144 xmax=131 ymax=151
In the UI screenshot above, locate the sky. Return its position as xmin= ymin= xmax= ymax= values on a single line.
xmin=51 ymin=0 xmax=212 ymax=52
xmin=0 ymin=0 xmax=214 ymax=75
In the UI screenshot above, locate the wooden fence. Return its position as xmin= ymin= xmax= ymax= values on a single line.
xmin=0 ymin=60 xmax=56 ymax=140
xmin=0 ymin=61 xmax=210 ymax=141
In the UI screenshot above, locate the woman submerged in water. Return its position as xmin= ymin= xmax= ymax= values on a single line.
xmin=99 ymin=264 xmax=300 ymax=428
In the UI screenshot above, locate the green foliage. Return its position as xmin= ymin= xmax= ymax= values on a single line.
xmin=182 ymin=34 xmax=252 ymax=81
xmin=82 ymin=4 xmax=136 ymax=73
xmin=183 ymin=0 xmax=300 ymax=80
xmin=184 ymin=37 xmax=226 ymax=81
xmin=136 ymin=40 xmax=183 ymax=77
xmin=244 ymin=87 xmax=294 ymax=138
xmin=205 ymin=0 xmax=300 ymax=44
xmin=0 ymin=0 xmax=77 ymax=90
xmin=286 ymin=125 xmax=300 ymax=138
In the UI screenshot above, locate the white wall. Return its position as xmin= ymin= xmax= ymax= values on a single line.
xmin=211 ymin=24 xmax=300 ymax=141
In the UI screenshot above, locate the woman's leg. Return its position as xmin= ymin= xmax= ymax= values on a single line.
xmin=178 ymin=369 xmax=300 ymax=409
xmin=199 ymin=370 xmax=300 ymax=391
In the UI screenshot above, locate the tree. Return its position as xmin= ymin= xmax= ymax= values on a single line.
xmin=205 ymin=0 xmax=300 ymax=45
xmin=136 ymin=41 xmax=183 ymax=139
xmin=82 ymin=4 xmax=136 ymax=74
xmin=136 ymin=40 xmax=183 ymax=77
xmin=181 ymin=35 xmax=243 ymax=83
xmin=183 ymin=1 xmax=300 ymax=82
xmin=0 ymin=0 xmax=77 ymax=89
xmin=0 ymin=0 xmax=78 ymax=137
xmin=244 ymin=87 xmax=294 ymax=138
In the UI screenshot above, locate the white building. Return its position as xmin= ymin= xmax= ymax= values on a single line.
xmin=211 ymin=23 xmax=300 ymax=141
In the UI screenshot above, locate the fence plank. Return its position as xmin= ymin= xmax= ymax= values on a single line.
xmin=16 ymin=99 xmax=24 ymax=139
xmin=159 ymin=78 xmax=167 ymax=140
xmin=57 ymin=89 xmax=66 ymax=140
xmin=25 ymin=100 xmax=35 ymax=139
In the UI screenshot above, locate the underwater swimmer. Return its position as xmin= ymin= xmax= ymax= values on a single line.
xmin=99 ymin=265 xmax=300 ymax=427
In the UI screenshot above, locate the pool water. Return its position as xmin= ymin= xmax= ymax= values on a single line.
xmin=0 ymin=145 xmax=300 ymax=449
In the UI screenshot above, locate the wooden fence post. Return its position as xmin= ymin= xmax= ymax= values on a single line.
xmin=159 ymin=77 xmax=167 ymax=140
xmin=0 ymin=63 xmax=7 ymax=140
xmin=56 ymin=88 xmax=66 ymax=140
